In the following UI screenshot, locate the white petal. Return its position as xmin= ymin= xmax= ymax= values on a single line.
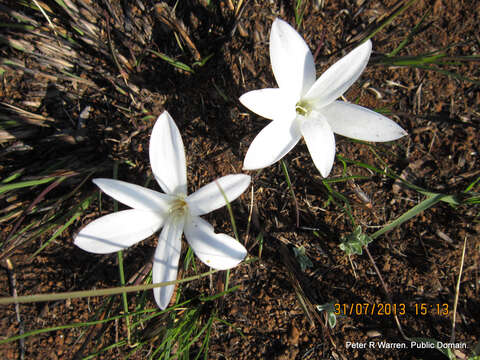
xmin=239 ymin=88 xmax=296 ymax=121
xmin=322 ymin=101 xmax=408 ymax=141
xmin=270 ymin=18 xmax=316 ymax=100
xmin=149 ymin=111 xmax=187 ymax=195
xmin=243 ymin=119 xmax=302 ymax=170
xmin=74 ymin=209 xmax=164 ymax=254
xmin=301 ymin=113 xmax=336 ymax=178
xmin=184 ymin=216 xmax=247 ymax=270
xmin=93 ymin=178 xmax=174 ymax=212
xmin=304 ymin=40 xmax=372 ymax=109
xmin=152 ymin=218 xmax=183 ymax=310
xmin=187 ymin=174 xmax=251 ymax=216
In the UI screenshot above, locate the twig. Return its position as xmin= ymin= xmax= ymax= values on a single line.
xmin=244 ymin=185 xmax=254 ymax=249
xmin=6 ymin=259 xmax=25 ymax=360
xmin=451 ymin=236 xmax=467 ymax=343
xmin=127 ymin=262 xmax=153 ymax=286
xmin=313 ymin=30 xmax=325 ymax=62
xmin=364 ymin=246 xmax=409 ymax=341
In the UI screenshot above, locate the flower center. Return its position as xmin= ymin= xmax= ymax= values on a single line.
xmin=169 ymin=196 xmax=188 ymax=220
xmin=295 ymin=100 xmax=310 ymax=116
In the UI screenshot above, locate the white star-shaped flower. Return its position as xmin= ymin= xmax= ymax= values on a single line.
xmin=74 ymin=111 xmax=250 ymax=309
xmin=240 ymin=18 xmax=407 ymax=177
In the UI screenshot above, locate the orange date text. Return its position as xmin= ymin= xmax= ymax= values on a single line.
xmin=334 ymin=303 xmax=406 ymax=316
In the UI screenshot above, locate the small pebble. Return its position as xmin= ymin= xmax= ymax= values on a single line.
xmin=367 ymin=330 xmax=382 ymax=338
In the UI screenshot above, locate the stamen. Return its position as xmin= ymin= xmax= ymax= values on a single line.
xmin=169 ymin=197 xmax=188 ymax=219
xmin=295 ymin=101 xmax=309 ymax=116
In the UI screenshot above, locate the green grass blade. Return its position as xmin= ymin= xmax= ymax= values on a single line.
xmin=371 ymin=194 xmax=447 ymax=240
xmin=362 ymin=0 xmax=417 ymax=42
xmin=321 ymin=179 xmax=355 ymax=226
xmin=212 ymin=82 xmax=229 ymax=101
xmin=413 ymin=64 xmax=480 ymax=85
xmin=1 ymin=170 xmax=25 ymax=184
xmin=294 ymin=0 xmax=306 ymax=28
xmin=215 ymin=180 xmax=240 ymax=242
xmin=322 ymin=175 xmax=370 ymax=184
xmin=379 ymin=53 xmax=446 ymax=66
xmin=336 ymin=155 xmax=464 ymax=205
xmin=199 ymin=285 xmax=239 ymax=302
xmin=176 ymin=313 xmax=213 ymax=355
xmin=257 ymin=232 xmax=264 ymax=258
xmin=0 ymin=177 xmax=58 ymax=195
xmin=213 ymin=316 xmax=245 ymax=339
xmin=0 ymin=308 xmax=156 ymax=345
xmin=0 ymin=268 xmax=221 ymax=305
xmin=147 ymin=50 xmax=194 ymax=73
xmin=196 ymin=317 xmax=213 ymax=360
xmin=28 ymin=195 xmax=94 ymax=258
xmin=83 ymin=340 xmax=128 ymax=360
xmin=464 ymin=176 xmax=480 ymax=192
xmin=192 ymin=53 xmax=214 ymax=67
xmin=387 ymin=8 xmax=431 ymax=57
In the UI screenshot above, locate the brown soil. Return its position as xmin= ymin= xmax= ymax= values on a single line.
xmin=0 ymin=0 xmax=479 ymax=359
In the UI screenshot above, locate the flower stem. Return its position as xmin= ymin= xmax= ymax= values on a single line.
xmin=214 ymin=180 xmax=240 ymax=292
xmin=0 ymin=269 xmax=221 ymax=305
xmin=280 ymin=160 xmax=299 ymax=227
xmin=112 ymin=162 xmax=131 ymax=344
xmin=224 ymin=269 xmax=230 ymax=292
xmin=117 ymin=250 xmax=131 ymax=345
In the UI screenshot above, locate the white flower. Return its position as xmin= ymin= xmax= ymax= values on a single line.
xmin=240 ymin=18 xmax=407 ymax=177
xmin=74 ymin=111 xmax=250 ymax=309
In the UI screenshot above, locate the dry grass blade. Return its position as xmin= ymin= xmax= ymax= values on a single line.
xmin=277 ymin=242 xmax=317 ymax=324
xmin=1 ymin=58 xmax=96 ymax=86
xmin=277 ymin=241 xmax=339 ymax=349
xmin=0 ymin=174 xmax=73 ymax=260
xmin=154 ymin=3 xmax=201 ymax=61
xmin=349 ymin=0 xmax=417 ymax=43
xmin=31 ymin=0 xmax=61 ymax=44
xmin=1 ymin=102 xmax=54 ymax=126
xmin=0 ymin=103 xmax=55 ymax=143
xmin=0 ymin=128 xmax=37 ymax=143
xmin=450 ymin=236 xmax=467 ymax=343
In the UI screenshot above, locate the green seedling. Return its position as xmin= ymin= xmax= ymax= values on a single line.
xmin=294 ymin=0 xmax=306 ymax=28
xmin=339 ymin=225 xmax=373 ymax=255
xmin=147 ymin=49 xmax=194 ymax=73
xmin=293 ymin=245 xmax=313 ymax=272
xmin=316 ymin=302 xmax=337 ymax=329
